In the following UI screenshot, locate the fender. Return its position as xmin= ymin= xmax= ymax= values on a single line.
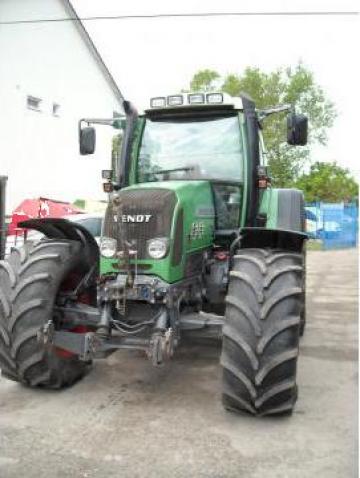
xmin=236 ymin=227 xmax=307 ymax=253
xmin=18 ymin=218 xmax=99 ymax=265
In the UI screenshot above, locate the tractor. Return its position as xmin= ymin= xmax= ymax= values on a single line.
xmin=0 ymin=92 xmax=307 ymax=416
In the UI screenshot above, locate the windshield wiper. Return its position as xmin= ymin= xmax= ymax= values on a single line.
xmin=151 ymin=166 xmax=194 ymax=175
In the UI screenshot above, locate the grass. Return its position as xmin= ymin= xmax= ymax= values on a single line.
xmin=306 ymin=239 xmax=324 ymax=251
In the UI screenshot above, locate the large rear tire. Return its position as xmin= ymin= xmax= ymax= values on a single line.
xmin=0 ymin=239 xmax=93 ymax=388
xmin=221 ymin=248 xmax=303 ymax=416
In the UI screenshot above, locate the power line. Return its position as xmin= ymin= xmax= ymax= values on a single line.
xmin=0 ymin=11 xmax=358 ymax=25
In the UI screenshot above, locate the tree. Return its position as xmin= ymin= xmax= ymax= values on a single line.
xmin=294 ymin=161 xmax=358 ymax=203
xmin=187 ymin=64 xmax=336 ymax=186
xmin=189 ymin=69 xmax=220 ymax=92
xmin=73 ymin=199 xmax=85 ymax=210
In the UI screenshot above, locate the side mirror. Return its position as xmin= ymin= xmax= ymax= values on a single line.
xmin=79 ymin=126 xmax=96 ymax=155
xmin=287 ymin=113 xmax=308 ymax=146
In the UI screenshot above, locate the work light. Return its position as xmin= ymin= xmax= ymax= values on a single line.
xmin=167 ymin=95 xmax=183 ymax=106
xmin=150 ymin=97 xmax=166 ymax=108
xmin=102 ymin=169 xmax=113 ymax=180
xmin=188 ymin=93 xmax=205 ymax=104
xmin=206 ymin=93 xmax=223 ymax=104
xmin=100 ymin=237 xmax=117 ymax=258
xmin=147 ymin=238 xmax=168 ymax=259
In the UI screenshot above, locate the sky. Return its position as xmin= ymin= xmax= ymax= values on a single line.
xmin=71 ymin=0 xmax=360 ymax=179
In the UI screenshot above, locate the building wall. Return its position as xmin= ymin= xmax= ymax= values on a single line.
xmin=0 ymin=0 xmax=122 ymax=212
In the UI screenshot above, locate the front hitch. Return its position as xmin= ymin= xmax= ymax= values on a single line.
xmin=43 ymin=303 xmax=176 ymax=366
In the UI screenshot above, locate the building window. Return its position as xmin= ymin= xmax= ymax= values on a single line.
xmin=52 ymin=103 xmax=60 ymax=117
xmin=27 ymin=95 xmax=42 ymax=111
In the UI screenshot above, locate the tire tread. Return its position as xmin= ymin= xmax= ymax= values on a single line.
xmin=221 ymin=248 xmax=303 ymax=416
xmin=0 ymin=239 xmax=92 ymax=388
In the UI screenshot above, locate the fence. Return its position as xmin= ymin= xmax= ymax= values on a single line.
xmin=305 ymin=202 xmax=358 ymax=250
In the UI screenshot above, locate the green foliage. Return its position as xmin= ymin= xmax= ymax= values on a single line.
xmin=294 ymin=161 xmax=358 ymax=202
xmin=73 ymin=199 xmax=85 ymax=210
xmin=189 ymin=69 xmax=220 ymax=92
xmin=187 ymin=64 xmax=336 ymax=186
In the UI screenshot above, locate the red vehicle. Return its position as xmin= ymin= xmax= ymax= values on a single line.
xmin=8 ymin=197 xmax=83 ymax=235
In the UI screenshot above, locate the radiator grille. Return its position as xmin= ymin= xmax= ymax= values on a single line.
xmin=104 ymin=188 xmax=177 ymax=259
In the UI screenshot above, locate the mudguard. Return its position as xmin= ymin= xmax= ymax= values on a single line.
xmin=259 ymin=188 xmax=306 ymax=232
xmin=18 ymin=218 xmax=99 ymax=265
xmin=237 ymin=227 xmax=307 ymax=253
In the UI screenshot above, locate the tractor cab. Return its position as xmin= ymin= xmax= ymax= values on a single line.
xmin=136 ymin=93 xmax=246 ymax=233
xmin=96 ymin=93 xmax=251 ymax=284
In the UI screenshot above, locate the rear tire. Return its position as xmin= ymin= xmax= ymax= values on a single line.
xmin=221 ymin=248 xmax=303 ymax=416
xmin=0 ymin=239 xmax=93 ymax=388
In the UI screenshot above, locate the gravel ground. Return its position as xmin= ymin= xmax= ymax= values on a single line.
xmin=0 ymin=249 xmax=358 ymax=478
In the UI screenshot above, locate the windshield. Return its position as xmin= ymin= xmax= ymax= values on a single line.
xmin=137 ymin=115 xmax=243 ymax=182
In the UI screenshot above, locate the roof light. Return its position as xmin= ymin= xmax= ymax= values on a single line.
xmin=150 ymin=97 xmax=166 ymax=108
xmin=206 ymin=93 xmax=223 ymax=104
xmin=188 ymin=93 xmax=205 ymax=104
xmin=167 ymin=95 xmax=183 ymax=106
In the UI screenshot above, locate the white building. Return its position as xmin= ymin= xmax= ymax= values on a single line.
xmin=0 ymin=0 xmax=123 ymax=213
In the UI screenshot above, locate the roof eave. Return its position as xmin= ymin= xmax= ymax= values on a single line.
xmin=60 ymin=0 xmax=124 ymax=107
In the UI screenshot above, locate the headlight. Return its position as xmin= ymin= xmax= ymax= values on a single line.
xmin=147 ymin=238 xmax=168 ymax=259
xmin=100 ymin=237 xmax=117 ymax=258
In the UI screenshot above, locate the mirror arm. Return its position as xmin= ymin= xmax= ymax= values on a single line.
xmin=79 ymin=117 xmax=125 ymax=128
xmin=258 ymin=104 xmax=293 ymax=123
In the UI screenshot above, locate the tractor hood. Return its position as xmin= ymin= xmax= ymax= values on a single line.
xmin=101 ymin=181 xmax=215 ymax=283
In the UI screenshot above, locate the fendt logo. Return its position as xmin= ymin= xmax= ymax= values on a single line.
xmin=120 ymin=214 xmax=152 ymax=223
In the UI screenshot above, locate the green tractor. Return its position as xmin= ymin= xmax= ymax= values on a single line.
xmin=0 ymin=92 xmax=308 ymax=416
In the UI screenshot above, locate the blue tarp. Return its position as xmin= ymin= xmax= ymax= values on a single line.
xmin=305 ymin=202 xmax=358 ymax=249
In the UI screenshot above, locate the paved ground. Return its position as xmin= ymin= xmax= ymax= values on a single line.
xmin=0 ymin=249 xmax=358 ymax=478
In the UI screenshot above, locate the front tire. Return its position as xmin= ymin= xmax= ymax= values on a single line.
xmin=221 ymin=248 xmax=303 ymax=416
xmin=0 ymin=239 xmax=93 ymax=388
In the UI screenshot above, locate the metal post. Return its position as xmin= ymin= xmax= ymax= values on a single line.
xmin=0 ymin=176 xmax=7 ymax=259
